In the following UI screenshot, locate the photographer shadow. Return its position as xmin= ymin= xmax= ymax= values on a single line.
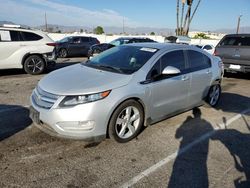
xmin=211 ymin=116 xmax=250 ymax=188
xmin=168 ymin=108 xmax=213 ymax=188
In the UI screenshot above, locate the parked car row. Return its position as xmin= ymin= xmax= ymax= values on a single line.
xmin=1 ymin=25 xmax=249 ymax=76
xmin=88 ymin=37 xmax=157 ymax=58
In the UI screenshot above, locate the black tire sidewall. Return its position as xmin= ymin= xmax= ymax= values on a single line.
xmin=59 ymin=48 xmax=67 ymax=58
xmin=207 ymin=84 xmax=221 ymax=107
xmin=108 ymin=100 xmax=144 ymax=143
xmin=23 ymin=55 xmax=45 ymax=75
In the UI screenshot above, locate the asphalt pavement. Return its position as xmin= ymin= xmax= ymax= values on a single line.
xmin=0 ymin=60 xmax=250 ymax=188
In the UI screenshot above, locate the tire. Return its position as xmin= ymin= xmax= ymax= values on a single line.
xmin=58 ymin=48 xmax=68 ymax=58
xmin=108 ymin=100 xmax=144 ymax=143
xmin=206 ymin=84 xmax=221 ymax=107
xmin=23 ymin=55 xmax=46 ymax=75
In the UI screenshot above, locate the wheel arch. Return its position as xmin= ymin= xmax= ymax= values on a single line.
xmin=106 ymin=97 xmax=147 ymax=138
xmin=21 ymin=53 xmax=47 ymax=67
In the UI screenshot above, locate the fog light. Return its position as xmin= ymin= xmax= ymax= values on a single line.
xmin=56 ymin=121 xmax=95 ymax=132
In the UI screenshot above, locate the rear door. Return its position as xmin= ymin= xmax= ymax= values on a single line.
xmin=147 ymin=50 xmax=190 ymax=121
xmin=238 ymin=36 xmax=250 ymax=68
xmin=0 ymin=30 xmax=24 ymax=68
xmin=186 ymin=50 xmax=212 ymax=107
xmin=81 ymin=37 xmax=91 ymax=55
xmin=68 ymin=37 xmax=82 ymax=56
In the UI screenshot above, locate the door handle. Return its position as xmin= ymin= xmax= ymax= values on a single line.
xmin=20 ymin=44 xmax=27 ymax=47
xmin=181 ymin=75 xmax=189 ymax=81
xmin=206 ymin=70 xmax=211 ymax=74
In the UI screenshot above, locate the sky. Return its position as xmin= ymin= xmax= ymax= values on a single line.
xmin=0 ymin=0 xmax=249 ymax=30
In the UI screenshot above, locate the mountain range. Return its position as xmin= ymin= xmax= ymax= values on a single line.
xmin=1 ymin=21 xmax=249 ymax=35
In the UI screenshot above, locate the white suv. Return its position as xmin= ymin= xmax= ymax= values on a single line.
xmin=0 ymin=26 xmax=56 ymax=75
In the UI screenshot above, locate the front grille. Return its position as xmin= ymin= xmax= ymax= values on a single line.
xmin=32 ymin=86 xmax=60 ymax=109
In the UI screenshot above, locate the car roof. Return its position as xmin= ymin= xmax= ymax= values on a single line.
xmin=125 ymin=42 xmax=192 ymax=50
xmin=224 ymin=34 xmax=250 ymax=37
xmin=0 ymin=26 xmax=46 ymax=36
xmin=116 ymin=37 xmax=152 ymax=40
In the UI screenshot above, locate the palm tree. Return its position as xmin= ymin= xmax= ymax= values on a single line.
xmin=176 ymin=0 xmax=202 ymax=36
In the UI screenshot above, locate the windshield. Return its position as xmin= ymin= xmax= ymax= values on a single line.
xmin=59 ymin=37 xmax=70 ymax=43
xmin=109 ymin=38 xmax=130 ymax=46
xmin=83 ymin=46 xmax=158 ymax=74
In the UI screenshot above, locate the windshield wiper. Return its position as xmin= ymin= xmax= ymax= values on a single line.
xmin=98 ymin=65 xmax=123 ymax=73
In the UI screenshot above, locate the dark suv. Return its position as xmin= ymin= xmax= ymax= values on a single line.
xmin=215 ymin=34 xmax=250 ymax=73
xmin=88 ymin=37 xmax=156 ymax=58
xmin=56 ymin=36 xmax=100 ymax=58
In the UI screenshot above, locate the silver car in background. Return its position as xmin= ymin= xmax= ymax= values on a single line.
xmin=30 ymin=43 xmax=223 ymax=143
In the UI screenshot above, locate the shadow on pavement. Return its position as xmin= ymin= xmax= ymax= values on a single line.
xmin=0 ymin=104 xmax=32 ymax=141
xmin=211 ymin=116 xmax=250 ymax=188
xmin=215 ymin=92 xmax=250 ymax=114
xmin=168 ymin=107 xmax=250 ymax=187
xmin=224 ymin=72 xmax=250 ymax=80
xmin=0 ymin=59 xmax=83 ymax=77
xmin=168 ymin=108 xmax=213 ymax=188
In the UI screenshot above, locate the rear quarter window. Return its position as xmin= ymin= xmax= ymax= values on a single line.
xmin=21 ymin=31 xmax=43 ymax=41
xmin=0 ymin=30 xmax=11 ymax=41
xmin=219 ymin=37 xmax=240 ymax=46
xmin=187 ymin=50 xmax=211 ymax=71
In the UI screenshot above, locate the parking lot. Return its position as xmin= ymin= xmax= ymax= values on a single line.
xmin=0 ymin=59 xmax=250 ymax=188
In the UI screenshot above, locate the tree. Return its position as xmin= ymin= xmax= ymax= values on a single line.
xmin=93 ymin=26 xmax=104 ymax=34
xmin=176 ymin=0 xmax=202 ymax=36
xmin=193 ymin=32 xmax=210 ymax=39
xmin=80 ymin=29 xmax=83 ymax=33
xmin=150 ymin=32 xmax=155 ymax=35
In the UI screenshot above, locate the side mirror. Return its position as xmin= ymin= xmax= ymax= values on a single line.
xmin=162 ymin=66 xmax=181 ymax=75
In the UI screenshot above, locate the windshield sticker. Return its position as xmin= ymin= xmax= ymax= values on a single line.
xmin=140 ymin=47 xmax=157 ymax=53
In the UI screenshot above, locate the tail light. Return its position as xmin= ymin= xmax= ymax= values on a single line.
xmin=46 ymin=43 xmax=57 ymax=46
xmin=213 ymin=49 xmax=218 ymax=56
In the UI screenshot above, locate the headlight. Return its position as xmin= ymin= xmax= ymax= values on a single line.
xmin=59 ymin=90 xmax=111 ymax=107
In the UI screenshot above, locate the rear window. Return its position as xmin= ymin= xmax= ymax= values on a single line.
xmin=219 ymin=36 xmax=250 ymax=47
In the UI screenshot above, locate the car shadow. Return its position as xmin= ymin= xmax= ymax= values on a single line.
xmin=224 ymin=72 xmax=250 ymax=80
xmin=0 ymin=104 xmax=32 ymax=141
xmin=215 ymin=92 xmax=250 ymax=114
xmin=0 ymin=58 xmax=85 ymax=77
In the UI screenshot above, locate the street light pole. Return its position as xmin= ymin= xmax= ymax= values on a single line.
xmin=236 ymin=15 xmax=242 ymax=34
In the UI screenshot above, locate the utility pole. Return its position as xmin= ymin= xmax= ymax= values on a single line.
xmin=45 ymin=12 xmax=48 ymax=32
xmin=122 ymin=17 xmax=125 ymax=34
xmin=236 ymin=15 xmax=242 ymax=34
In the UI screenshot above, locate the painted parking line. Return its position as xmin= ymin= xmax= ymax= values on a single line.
xmin=120 ymin=108 xmax=250 ymax=188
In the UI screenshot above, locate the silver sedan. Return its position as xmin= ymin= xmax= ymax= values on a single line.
xmin=30 ymin=43 xmax=223 ymax=143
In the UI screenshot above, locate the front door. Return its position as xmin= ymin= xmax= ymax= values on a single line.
xmin=147 ymin=50 xmax=190 ymax=121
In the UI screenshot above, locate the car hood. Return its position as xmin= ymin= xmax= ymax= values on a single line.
xmin=38 ymin=64 xmax=133 ymax=96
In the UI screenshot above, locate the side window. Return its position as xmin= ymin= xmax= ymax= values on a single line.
xmin=0 ymin=30 xmax=11 ymax=41
xmin=203 ymin=45 xmax=212 ymax=50
xmin=81 ymin=37 xmax=89 ymax=43
xmin=146 ymin=60 xmax=161 ymax=80
xmin=21 ymin=31 xmax=42 ymax=41
xmin=239 ymin=37 xmax=250 ymax=46
xmin=146 ymin=50 xmax=185 ymax=80
xmin=72 ymin=37 xmax=81 ymax=43
xmin=10 ymin=31 xmax=23 ymax=41
xmin=203 ymin=54 xmax=212 ymax=68
xmin=187 ymin=50 xmax=210 ymax=71
xmin=161 ymin=50 xmax=186 ymax=71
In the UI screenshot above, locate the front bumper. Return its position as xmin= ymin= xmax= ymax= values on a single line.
xmin=29 ymin=96 xmax=109 ymax=141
